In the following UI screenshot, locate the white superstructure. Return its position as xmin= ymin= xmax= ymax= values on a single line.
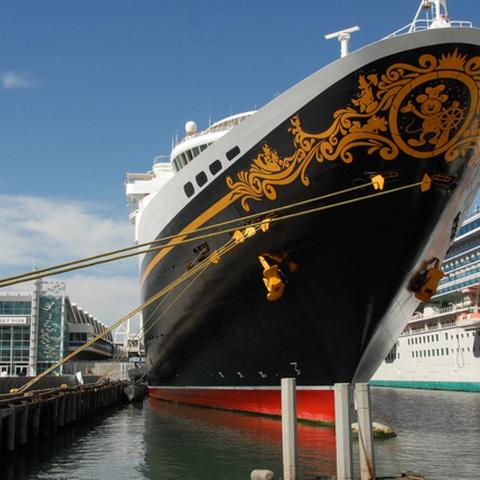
xmin=125 ymin=112 xmax=254 ymax=243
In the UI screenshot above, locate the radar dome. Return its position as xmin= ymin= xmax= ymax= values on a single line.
xmin=185 ymin=120 xmax=197 ymax=135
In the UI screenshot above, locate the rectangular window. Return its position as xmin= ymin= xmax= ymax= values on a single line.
xmin=0 ymin=301 xmax=31 ymax=315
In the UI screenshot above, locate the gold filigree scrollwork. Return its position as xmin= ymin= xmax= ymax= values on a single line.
xmin=227 ymin=49 xmax=480 ymax=211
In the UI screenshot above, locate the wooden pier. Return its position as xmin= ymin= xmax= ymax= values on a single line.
xmin=0 ymin=381 xmax=130 ymax=452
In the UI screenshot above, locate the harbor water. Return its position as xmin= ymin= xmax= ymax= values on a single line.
xmin=1 ymin=388 xmax=479 ymax=479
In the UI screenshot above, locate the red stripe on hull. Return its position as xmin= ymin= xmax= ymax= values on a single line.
xmin=148 ymin=387 xmax=335 ymax=424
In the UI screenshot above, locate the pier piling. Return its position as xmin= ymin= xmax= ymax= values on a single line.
xmin=355 ymin=383 xmax=375 ymax=480
xmin=58 ymin=395 xmax=66 ymax=427
xmin=281 ymin=377 xmax=298 ymax=480
xmin=334 ymin=383 xmax=353 ymax=480
xmin=6 ymin=407 xmax=16 ymax=451
xmin=18 ymin=403 xmax=28 ymax=445
xmin=0 ymin=380 xmax=133 ymax=452
xmin=32 ymin=402 xmax=41 ymax=438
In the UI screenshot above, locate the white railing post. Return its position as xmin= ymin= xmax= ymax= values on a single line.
xmin=281 ymin=378 xmax=297 ymax=480
xmin=334 ymin=383 xmax=353 ymax=480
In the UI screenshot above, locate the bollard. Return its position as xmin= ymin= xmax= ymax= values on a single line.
xmin=355 ymin=383 xmax=375 ymax=480
xmin=251 ymin=469 xmax=275 ymax=480
xmin=32 ymin=403 xmax=41 ymax=438
xmin=281 ymin=378 xmax=297 ymax=480
xmin=18 ymin=404 xmax=28 ymax=445
xmin=6 ymin=409 xmax=16 ymax=452
xmin=334 ymin=383 xmax=353 ymax=480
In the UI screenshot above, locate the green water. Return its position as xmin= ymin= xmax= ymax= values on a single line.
xmin=1 ymin=388 xmax=479 ymax=479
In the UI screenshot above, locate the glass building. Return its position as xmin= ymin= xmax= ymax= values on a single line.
xmin=0 ymin=280 xmax=113 ymax=377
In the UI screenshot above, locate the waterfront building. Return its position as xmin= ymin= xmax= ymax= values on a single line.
xmin=0 ymin=280 xmax=113 ymax=377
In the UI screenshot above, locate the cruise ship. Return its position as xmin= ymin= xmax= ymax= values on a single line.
xmin=371 ymin=205 xmax=480 ymax=391
xmin=126 ymin=1 xmax=480 ymax=422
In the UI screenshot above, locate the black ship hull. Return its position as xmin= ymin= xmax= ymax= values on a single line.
xmin=139 ymin=33 xmax=480 ymax=420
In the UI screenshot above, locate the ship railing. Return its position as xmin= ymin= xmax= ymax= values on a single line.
xmin=408 ymin=304 xmax=470 ymax=323
xmin=173 ymin=126 xmax=231 ymax=148
xmin=153 ymin=155 xmax=170 ymax=164
xmin=125 ymin=172 xmax=155 ymax=184
xmin=385 ymin=19 xmax=472 ymax=39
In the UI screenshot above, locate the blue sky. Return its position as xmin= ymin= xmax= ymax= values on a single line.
xmin=1 ymin=0 xmax=479 ymax=324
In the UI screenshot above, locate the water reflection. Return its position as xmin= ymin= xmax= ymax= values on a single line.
xmin=1 ymin=389 xmax=479 ymax=479
xmin=144 ymin=399 xmax=336 ymax=479
xmin=0 ymin=403 xmax=146 ymax=480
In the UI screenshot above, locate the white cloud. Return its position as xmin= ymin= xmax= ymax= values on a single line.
xmin=0 ymin=195 xmax=140 ymax=326
xmin=64 ymin=274 xmax=140 ymax=328
xmin=0 ymin=194 xmax=133 ymax=266
xmin=1 ymin=71 xmax=37 ymax=89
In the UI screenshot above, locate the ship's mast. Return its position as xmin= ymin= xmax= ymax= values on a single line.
xmin=410 ymin=0 xmax=450 ymax=32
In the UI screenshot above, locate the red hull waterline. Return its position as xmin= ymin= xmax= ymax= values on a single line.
xmin=148 ymin=386 xmax=335 ymax=424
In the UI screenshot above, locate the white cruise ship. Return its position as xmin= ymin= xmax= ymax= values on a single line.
xmin=371 ymin=206 xmax=480 ymax=391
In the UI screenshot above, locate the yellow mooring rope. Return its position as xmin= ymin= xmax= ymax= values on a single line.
xmin=0 ymin=178 xmax=424 ymax=288
xmin=1 ymin=176 xmax=429 ymax=394
xmin=11 ymin=223 xmax=263 ymax=394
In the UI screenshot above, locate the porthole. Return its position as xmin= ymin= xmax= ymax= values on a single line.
xmin=226 ymin=145 xmax=240 ymax=161
xmin=184 ymin=182 xmax=195 ymax=198
xmin=196 ymin=171 xmax=207 ymax=187
xmin=209 ymin=160 xmax=222 ymax=175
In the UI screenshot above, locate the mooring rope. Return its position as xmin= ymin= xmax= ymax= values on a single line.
xmin=0 ymin=179 xmax=422 ymax=288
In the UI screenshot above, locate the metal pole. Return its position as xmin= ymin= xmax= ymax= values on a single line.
xmin=281 ymin=378 xmax=297 ymax=480
xmin=355 ymin=383 xmax=375 ymax=480
xmin=334 ymin=383 xmax=353 ymax=479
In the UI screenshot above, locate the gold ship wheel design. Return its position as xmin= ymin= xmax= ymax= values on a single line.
xmin=226 ymin=50 xmax=480 ymax=212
